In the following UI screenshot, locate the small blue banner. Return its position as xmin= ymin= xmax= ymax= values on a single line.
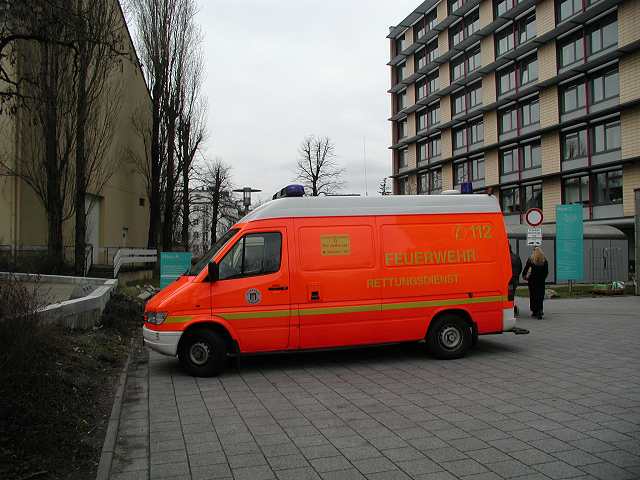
xmin=556 ymin=204 xmax=584 ymax=281
xmin=160 ymin=252 xmax=192 ymax=288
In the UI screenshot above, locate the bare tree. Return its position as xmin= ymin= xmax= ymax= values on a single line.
xmin=295 ymin=135 xmax=345 ymax=196
xmin=197 ymin=159 xmax=237 ymax=246
xmin=130 ymin=0 xmax=200 ymax=251
xmin=378 ymin=177 xmax=391 ymax=196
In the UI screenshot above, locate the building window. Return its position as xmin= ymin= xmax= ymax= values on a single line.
xmin=453 ymin=118 xmax=484 ymax=152
xmin=414 ymin=17 xmax=427 ymax=41
xmin=427 ymin=70 xmax=439 ymax=95
xmin=418 ymin=168 xmax=443 ymax=194
xmin=397 ymin=176 xmax=409 ymax=194
xmin=501 ymin=182 xmax=542 ymax=214
xmin=452 ymin=82 xmax=482 ymax=116
xmin=520 ymin=98 xmax=540 ymax=127
xmin=428 ymin=102 xmax=440 ymax=127
xmin=416 ymin=78 xmax=427 ymax=101
xmin=397 ymin=118 xmax=407 ymax=140
xmin=396 ymin=63 xmax=407 ymax=84
xmin=558 ymin=0 xmax=587 ymax=23
xmin=396 ymin=89 xmax=407 ymax=112
xmin=430 ymin=135 xmax=441 ymax=159
xmin=593 ymin=168 xmax=622 ymax=205
xmin=426 ymin=9 xmax=438 ymax=30
xmin=592 ymin=119 xmax=620 ymax=154
xmin=495 ymin=0 xmax=522 ymax=17
xmin=449 ymin=9 xmax=479 ymax=49
xmin=451 ymin=44 xmax=481 ymax=82
xmin=558 ymin=14 xmax=617 ymax=69
xmin=500 ymin=140 xmax=541 ymax=178
xmin=562 ymin=116 xmax=621 ymax=170
xmin=499 ymin=96 xmax=539 ymax=137
xmin=449 ymin=0 xmax=465 ymax=15
xmin=591 ymin=67 xmax=619 ymax=104
xmin=415 ymin=48 xmax=427 ymax=72
xmin=395 ymin=33 xmax=407 ymax=56
xmin=563 ymin=174 xmax=590 ymax=205
xmin=560 ymin=66 xmax=619 ymax=117
xmin=454 ymin=156 xmax=485 ymax=186
xmin=418 ymin=140 xmax=428 ymax=164
xmin=498 ymin=54 xmax=539 ymax=96
xmin=426 ymin=38 xmax=438 ymax=63
xmin=495 ymin=12 xmax=536 ymax=58
xmin=397 ymin=148 xmax=408 ymax=169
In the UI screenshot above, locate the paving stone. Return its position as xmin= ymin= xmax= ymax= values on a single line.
xmin=232 ymin=464 xmax=276 ymax=480
xmin=365 ymin=469 xmax=412 ymax=480
xmin=310 ymin=455 xmax=353 ymax=473
xmin=595 ymin=449 xmax=640 ymax=467
xmin=527 ymin=438 xmax=574 ymax=453
xmin=301 ymin=444 xmax=341 ymax=459
xmin=485 ymin=459 xmax=535 ymax=478
xmin=227 ymin=452 xmax=268 ymax=469
xmin=351 ymin=456 xmax=397 ymax=474
xmin=319 ymin=469 xmax=367 ymax=480
xmin=465 ymin=447 xmax=511 ymax=464
xmin=190 ymin=462 xmax=232 ymax=479
xmin=448 ymin=437 xmax=489 ymax=452
xmin=266 ymin=453 xmax=310 ymax=470
xmin=424 ymin=446 xmax=468 ymax=463
xmin=275 ymin=467 xmax=321 ymax=480
xmin=149 ymin=461 xmax=189 ymax=479
xmin=397 ymin=457 xmax=442 ymax=475
xmin=487 ymin=438 xmax=530 ymax=453
xmin=578 ymin=462 xmax=637 ymax=480
xmin=552 ymin=449 xmax=604 ymax=466
xmin=533 ymin=460 xmax=589 ymax=479
xmin=441 ymin=458 xmax=488 ymax=476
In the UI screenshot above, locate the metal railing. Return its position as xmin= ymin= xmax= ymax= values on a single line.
xmin=113 ymin=248 xmax=157 ymax=278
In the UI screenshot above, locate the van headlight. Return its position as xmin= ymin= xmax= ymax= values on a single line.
xmin=145 ymin=312 xmax=168 ymax=325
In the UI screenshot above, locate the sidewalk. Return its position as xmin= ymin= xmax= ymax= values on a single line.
xmin=109 ymin=297 xmax=640 ymax=480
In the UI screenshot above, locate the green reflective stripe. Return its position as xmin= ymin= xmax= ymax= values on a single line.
xmin=219 ymin=310 xmax=292 ymax=320
xmin=165 ymin=315 xmax=192 ymax=324
xmin=215 ymin=295 xmax=506 ymax=321
xmin=298 ymin=304 xmax=381 ymax=316
xmin=381 ymin=295 xmax=506 ymax=311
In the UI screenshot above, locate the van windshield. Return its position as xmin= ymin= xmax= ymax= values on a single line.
xmin=189 ymin=228 xmax=239 ymax=275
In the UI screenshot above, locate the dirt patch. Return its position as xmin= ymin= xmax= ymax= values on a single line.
xmin=0 ymin=290 xmax=145 ymax=480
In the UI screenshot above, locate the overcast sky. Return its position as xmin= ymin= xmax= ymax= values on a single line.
xmin=195 ymin=0 xmax=419 ymax=203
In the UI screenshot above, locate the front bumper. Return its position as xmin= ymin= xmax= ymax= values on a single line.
xmin=502 ymin=307 xmax=516 ymax=332
xmin=143 ymin=325 xmax=181 ymax=356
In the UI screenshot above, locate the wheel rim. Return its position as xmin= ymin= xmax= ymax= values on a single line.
xmin=189 ymin=341 xmax=211 ymax=366
xmin=439 ymin=325 xmax=462 ymax=350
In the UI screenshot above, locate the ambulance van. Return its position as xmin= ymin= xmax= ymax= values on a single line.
xmin=144 ymin=194 xmax=519 ymax=376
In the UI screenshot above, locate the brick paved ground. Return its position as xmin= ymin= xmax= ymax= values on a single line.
xmin=110 ymin=297 xmax=640 ymax=480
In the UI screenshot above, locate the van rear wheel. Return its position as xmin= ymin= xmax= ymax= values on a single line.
xmin=427 ymin=314 xmax=471 ymax=359
xmin=178 ymin=329 xmax=227 ymax=377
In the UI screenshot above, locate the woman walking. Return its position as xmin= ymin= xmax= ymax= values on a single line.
xmin=522 ymin=247 xmax=548 ymax=319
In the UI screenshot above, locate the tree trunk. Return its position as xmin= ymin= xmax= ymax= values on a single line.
xmin=74 ymin=25 xmax=88 ymax=275
xmin=180 ymin=126 xmax=190 ymax=251
xmin=43 ymin=42 xmax=64 ymax=264
xmin=210 ymin=189 xmax=219 ymax=245
xmin=147 ymin=84 xmax=162 ymax=249
xmin=162 ymin=113 xmax=176 ymax=251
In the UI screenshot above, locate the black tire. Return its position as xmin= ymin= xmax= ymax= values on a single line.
xmin=426 ymin=314 xmax=472 ymax=359
xmin=178 ymin=329 xmax=227 ymax=377
xmin=471 ymin=326 xmax=479 ymax=347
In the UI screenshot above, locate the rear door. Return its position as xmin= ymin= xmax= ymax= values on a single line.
xmin=211 ymin=226 xmax=291 ymax=352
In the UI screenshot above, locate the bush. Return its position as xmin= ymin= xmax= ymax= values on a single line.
xmin=99 ymin=291 xmax=144 ymax=336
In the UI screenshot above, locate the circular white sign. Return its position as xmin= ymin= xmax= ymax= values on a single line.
xmin=525 ymin=208 xmax=543 ymax=227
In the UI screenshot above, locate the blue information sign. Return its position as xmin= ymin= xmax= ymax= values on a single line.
xmin=160 ymin=252 xmax=192 ymax=288
xmin=556 ymin=204 xmax=583 ymax=281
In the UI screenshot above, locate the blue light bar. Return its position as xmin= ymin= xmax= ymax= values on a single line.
xmin=273 ymin=184 xmax=305 ymax=200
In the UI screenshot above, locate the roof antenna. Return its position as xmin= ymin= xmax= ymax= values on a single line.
xmin=363 ymin=137 xmax=368 ymax=197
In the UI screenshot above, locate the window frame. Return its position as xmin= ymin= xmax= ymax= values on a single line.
xmin=218 ymin=232 xmax=283 ymax=281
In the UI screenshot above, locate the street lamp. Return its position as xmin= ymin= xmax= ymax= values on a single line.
xmin=233 ymin=186 xmax=262 ymax=215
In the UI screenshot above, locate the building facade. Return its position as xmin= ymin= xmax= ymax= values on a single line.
xmin=388 ymin=0 xmax=640 ymax=258
xmin=0 ymin=2 xmax=151 ymax=267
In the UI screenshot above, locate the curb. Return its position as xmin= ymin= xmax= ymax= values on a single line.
xmin=95 ymin=345 xmax=133 ymax=480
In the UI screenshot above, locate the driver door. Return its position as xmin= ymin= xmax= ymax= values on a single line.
xmin=212 ymin=227 xmax=291 ymax=352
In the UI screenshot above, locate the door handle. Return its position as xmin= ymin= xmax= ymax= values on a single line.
xmin=268 ymin=285 xmax=288 ymax=291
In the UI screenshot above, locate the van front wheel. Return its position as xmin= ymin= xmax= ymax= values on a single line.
xmin=427 ymin=315 xmax=471 ymax=359
xmin=178 ymin=329 xmax=227 ymax=377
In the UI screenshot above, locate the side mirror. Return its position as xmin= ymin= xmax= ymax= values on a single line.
xmin=208 ymin=262 xmax=219 ymax=282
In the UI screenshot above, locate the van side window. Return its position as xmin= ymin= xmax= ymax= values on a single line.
xmin=219 ymin=232 xmax=282 ymax=280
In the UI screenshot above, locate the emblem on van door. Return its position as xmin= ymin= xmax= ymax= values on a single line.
xmin=245 ymin=288 xmax=262 ymax=305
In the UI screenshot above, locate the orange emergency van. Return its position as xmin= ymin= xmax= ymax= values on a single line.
xmin=144 ymin=194 xmax=521 ymax=376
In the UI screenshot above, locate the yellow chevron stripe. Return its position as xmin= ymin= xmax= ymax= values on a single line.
xmin=215 ymin=295 xmax=506 ymax=321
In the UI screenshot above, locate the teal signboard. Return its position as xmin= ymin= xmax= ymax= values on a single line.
xmin=160 ymin=252 xmax=192 ymax=288
xmin=556 ymin=204 xmax=583 ymax=281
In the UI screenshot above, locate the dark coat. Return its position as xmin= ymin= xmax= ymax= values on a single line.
xmin=510 ymin=252 xmax=522 ymax=286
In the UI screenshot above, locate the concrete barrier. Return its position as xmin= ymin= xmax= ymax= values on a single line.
xmin=0 ymin=272 xmax=118 ymax=329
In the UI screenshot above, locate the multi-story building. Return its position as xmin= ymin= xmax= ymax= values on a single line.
xmin=388 ymin=0 xmax=640 ymax=253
